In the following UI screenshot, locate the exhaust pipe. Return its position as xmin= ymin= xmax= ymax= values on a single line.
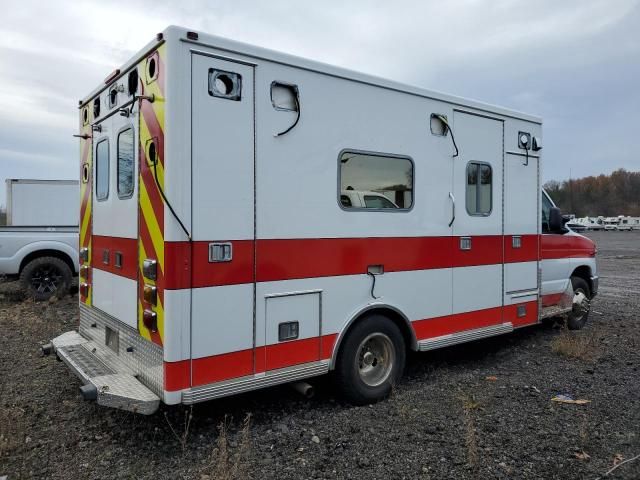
xmin=80 ymin=384 xmax=98 ymax=401
xmin=290 ymin=381 xmax=315 ymax=399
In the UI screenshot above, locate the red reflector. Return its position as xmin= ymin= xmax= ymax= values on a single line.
xmin=79 ymin=283 xmax=90 ymax=297
xmin=104 ymin=69 xmax=121 ymax=84
xmin=80 ymin=265 xmax=90 ymax=281
xmin=143 ymin=309 xmax=158 ymax=332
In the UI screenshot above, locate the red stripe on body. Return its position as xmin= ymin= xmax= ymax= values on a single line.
xmin=164 ymin=235 xmax=543 ymax=289
xmin=504 ymin=300 xmax=539 ymax=328
xmin=542 ymin=293 xmax=563 ymax=307
xmin=163 ymin=304 xmax=538 ymax=391
xmin=541 ymin=234 xmax=596 ymax=259
xmin=91 ymin=235 xmax=138 ymax=280
xmin=504 ymin=234 xmax=539 ymax=263
xmin=164 ymin=240 xmax=254 ymax=290
xmin=413 ymin=306 xmax=503 ymax=340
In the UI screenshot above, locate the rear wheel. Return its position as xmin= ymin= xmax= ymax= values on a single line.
xmin=566 ymin=276 xmax=591 ymax=330
xmin=20 ymin=256 xmax=72 ymax=301
xmin=334 ymin=314 xmax=406 ymax=405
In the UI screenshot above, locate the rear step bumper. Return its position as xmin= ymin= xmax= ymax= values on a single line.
xmin=51 ymin=331 xmax=160 ymax=415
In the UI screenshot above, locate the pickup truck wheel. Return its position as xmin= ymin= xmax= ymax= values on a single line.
xmin=567 ymin=276 xmax=591 ymax=330
xmin=20 ymin=256 xmax=72 ymax=301
xmin=334 ymin=314 xmax=406 ymax=405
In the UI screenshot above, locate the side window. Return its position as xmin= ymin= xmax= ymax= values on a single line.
xmin=96 ymin=139 xmax=109 ymax=201
xmin=541 ymin=193 xmax=552 ymax=232
xmin=339 ymin=151 xmax=413 ymax=211
xmin=117 ymin=128 xmax=134 ymax=198
xmin=466 ymin=162 xmax=492 ymax=215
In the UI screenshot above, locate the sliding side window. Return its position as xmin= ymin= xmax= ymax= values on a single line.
xmin=96 ymin=139 xmax=109 ymax=201
xmin=339 ymin=151 xmax=413 ymax=210
xmin=117 ymin=128 xmax=134 ymax=198
xmin=466 ymin=162 xmax=492 ymax=215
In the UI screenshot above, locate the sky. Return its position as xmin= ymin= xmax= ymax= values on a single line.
xmin=0 ymin=0 xmax=638 ymax=206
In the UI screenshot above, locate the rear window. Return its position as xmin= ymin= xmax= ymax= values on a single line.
xmin=117 ymin=128 xmax=134 ymax=198
xmin=96 ymin=139 xmax=109 ymax=201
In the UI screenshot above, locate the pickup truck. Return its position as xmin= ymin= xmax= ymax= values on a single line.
xmin=0 ymin=226 xmax=78 ymax=300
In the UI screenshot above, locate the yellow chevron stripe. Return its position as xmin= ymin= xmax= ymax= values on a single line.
xmin=137 ymin=44 xmax=166 ymax=346
xmin=139 ymin=179 xmax=165 ymax=270
xmin=79 ymin=105 xmax=93 ymax=306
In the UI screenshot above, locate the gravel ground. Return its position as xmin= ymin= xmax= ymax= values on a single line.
xmin=1 ymin=231 xmax=639 ymax=479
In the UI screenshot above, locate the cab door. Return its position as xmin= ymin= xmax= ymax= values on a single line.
xmin=91 ymin=97 xmax=139 ymax=329
xmin=451 ymin=112 xmax=504 ymax=325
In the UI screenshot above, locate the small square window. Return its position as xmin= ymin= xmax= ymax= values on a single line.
xmin=466 ymin=162 xmax=492 ymax=215
xmin=95 ymin=139 xmax=109 ymax=201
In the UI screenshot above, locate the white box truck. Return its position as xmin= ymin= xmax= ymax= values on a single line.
xmin=0 ymin=179 xmax=79 ymax=299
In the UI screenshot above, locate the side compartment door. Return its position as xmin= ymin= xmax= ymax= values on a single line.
xmin=451 ymin=112 xmax=504 ymax=326
xmin=504 ymin=151 xmax=540 ymax=326
xmin=190 ymin=54 xmax=256 ymax=384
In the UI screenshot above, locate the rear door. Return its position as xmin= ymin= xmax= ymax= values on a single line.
xmin=92 ymin=101 xmax=139 ymax=329
xmin=451 ymin=112 xmax=504 ymax=325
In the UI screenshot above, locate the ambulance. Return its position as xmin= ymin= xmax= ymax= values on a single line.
xmin=44 ymin=26 xmax=598 ymax=414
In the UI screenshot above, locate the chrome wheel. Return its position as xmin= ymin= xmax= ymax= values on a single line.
xmin=571 ymin=287 xmax=590 ymax=322
xmin=355 ymin=333 xmax=395 ymax=387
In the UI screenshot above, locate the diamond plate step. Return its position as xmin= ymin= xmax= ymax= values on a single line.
xmin=52 ymin=332 xmax=160 ymax=415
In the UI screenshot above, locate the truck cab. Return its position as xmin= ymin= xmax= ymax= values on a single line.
xmin=541 ymin=189 xmax=598 ymax=328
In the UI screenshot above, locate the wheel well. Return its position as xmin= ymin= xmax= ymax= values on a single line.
xmin=19 ymin=250 xmax=76 ymax=275
xmin=330 ymin=306 xmax=417 ymax=369
xmin=571 ymin=265 xmax=592 ymax=293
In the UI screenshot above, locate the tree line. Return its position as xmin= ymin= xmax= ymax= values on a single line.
xmin=544 ymin=169 xmax=640 ymax=217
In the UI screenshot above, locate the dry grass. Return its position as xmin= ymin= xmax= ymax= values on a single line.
xmin=551 ymin=327 xmax=599 ymax=361
xmin=164 ymin=405 xmax=193 ymax=453
xmin=457 ymin=392 xmax=481 ymax=471
xmin=203 ymin=413 xmax=252 ymax=480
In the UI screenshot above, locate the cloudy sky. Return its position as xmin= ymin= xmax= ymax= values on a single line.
xmin=0 ymin=0 xmax=638 ymax=205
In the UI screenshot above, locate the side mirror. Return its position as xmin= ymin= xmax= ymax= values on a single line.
xmin=549 ymin=207 xmax=563 ymax=232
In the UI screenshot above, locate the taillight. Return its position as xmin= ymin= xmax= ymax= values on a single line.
xmin=80 ymin=247 xmax=89 ymax=263
xmin=80 ymin=283 xmax=90 ymax=297
xmin=143 ymin=309 xmax=157 ymax=332
xmin=143 ymin=284 xmax=157 ymax=305
xmin=143 ymin=259 xmax=157 ymax=280
xmin=80 ymin=265 xmax=90 ymax=279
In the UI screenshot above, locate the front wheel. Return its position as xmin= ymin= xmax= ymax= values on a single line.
xmin=334 ymin=314 xmax=406 ymax=405
xmin=20 ymin=256 xmax=72 ymax=301
xmin=566 ymin=276 xmax=591 ymax=330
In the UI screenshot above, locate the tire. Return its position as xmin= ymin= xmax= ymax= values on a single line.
xmin=566 ymin=276 xmax=591 ymax=330
xmin=20 ymin=256 xmax=72 ymax=301
xmin=334 ymin=314 xmax=406 ymax=405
